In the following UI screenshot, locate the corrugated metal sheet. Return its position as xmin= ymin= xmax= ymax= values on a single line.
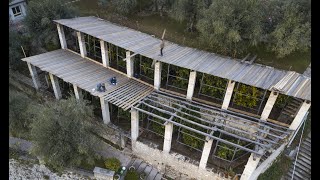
xmin=54 ymin=16 xmax=311 ymax=101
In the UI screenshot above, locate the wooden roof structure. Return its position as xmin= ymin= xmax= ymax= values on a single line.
xmin=133 ymin=91 xmax=292 ymax=155
xmin=54 ymin=16 xmax=311 ymax=101
xmin=21 ymin=49 xmax=153 ymax=106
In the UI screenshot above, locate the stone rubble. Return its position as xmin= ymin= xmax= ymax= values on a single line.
xmin=9 ymin=159 xmax=89 ymax=180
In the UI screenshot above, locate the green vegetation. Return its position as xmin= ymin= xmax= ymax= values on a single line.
xmin=30 ymin=96 xmax=101 ymax=172
xmin=258 ymin=153 xmax=292 ymax=180
xmin=104 ymin=157 xmax=121 ymax=171
xmin=233 ymin=84 xmax=264 ymax=109
xmin=200 ymin=74 xmax=227 ymax=100
xmin=125 ymin=169 xmax=139 ymax=180
xmin=171 ymin=66 xmax=189 ymax=90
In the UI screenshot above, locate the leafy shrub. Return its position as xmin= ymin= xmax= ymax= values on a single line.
xmin=105 ymin=158 xmax=121 ymax=171
xmin=125 ymin=169 xmax=139 ymax=180
xmin=200 ymin=74 xmax=227 ymax=99
xmin=233 ymin=84 xmax=263 ymax=108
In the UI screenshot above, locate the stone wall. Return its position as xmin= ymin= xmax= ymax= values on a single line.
xmin=132 ymin=141 xmax=229 ymax=180
xmin=94 ymin=122 xmax=128 ymax=149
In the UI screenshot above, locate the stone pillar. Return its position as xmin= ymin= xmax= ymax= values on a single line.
xmin=131 ymin=108 xmax=139 ymax=142
xmin=126 ymin=51 xmax=134 ymax=77
xmin=222 ymin=80 xmax=236 ymax=110
xmin=100 ymin=40 xmax=109 ymax=67
xmin=289 ymin=100 xmax=311 ymax=130
xmin=56 ymin=24 xmax=67 ymax=49
xmin=100 ymin=97 xmax=111 ymax=124
xmin=186 ymin=71 xmax=197 ymax=100
xmin=73 ymin=84 xmax=82 ymax=100
xmin=154 ymin=61 xmax=162 ymax=90
xmin=240 ymin=153 xmax=261 ymax=180
xmin=199 ymin=137 xmax=213 ymax=169
xmin=163 ymin=122 xmax=174 ymax=153
xmin=49 ymin=73 xmax=62 ymax=100
xmin=27 ymin=62 xmax=41 ymax=90
xmin=77 ymin=31 xmax=87 ymax=58
xmin=260 ymin=91 xmax=279 ymax=120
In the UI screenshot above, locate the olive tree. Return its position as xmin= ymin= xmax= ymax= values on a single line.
xmin=30 ymin=96 xmax=101 ymax=172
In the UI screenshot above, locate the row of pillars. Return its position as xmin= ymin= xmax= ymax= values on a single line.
xmin=26 ymin=23 xmax=311 ymax=180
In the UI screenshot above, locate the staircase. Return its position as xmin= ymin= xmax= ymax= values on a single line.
xmin=284 ymin=133 xmax=311 ymax=180
xmin=278 ymin=98 xmax=303 ymax=124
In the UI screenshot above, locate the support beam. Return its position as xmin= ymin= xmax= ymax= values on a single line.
xmin=163 ymin=122 xmax=173 ymax=153
xmin=126 ymin=51 xmax=134 ymax=77
xmin=100 ymin=40 xmax=109 ymax=67
xmin=240 ymin=153 xmax=261 ymax=180
xmin=131 ymin=108 xmax=139 ymax=142
xmin=186 ymin=71 xmax=197 ymax=100
xmin=27 ymin=62 xmax=41 ymax=90
xmin=49 ymin=73 xmax=62 ymax=100
xmin=260 ymin=91 xmax=279 ymax=120
xmin=289 ymin=100 xmax=311 ymax=130
xmin=199 ymin=137 xmax=213 ymax=169
xmin=222 ymin=80 xmax=235 ymax=110
xmin=56 ymin=24 xmax=67 ymax=49
xmin=77 ymin=31 xmax=87 ymax=58
xmin=73 ymin=84 xmax=82 ymax=100
xmin=154 ymin=61 xmax=162 ymax=90
xmin=100 ymin=97 xmax=111 ymax=124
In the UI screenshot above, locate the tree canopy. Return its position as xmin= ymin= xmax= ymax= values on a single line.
xmin=24 ymin=0 xmax=77 ymax=51
xmin=30 ymin=96 xmax=101 ymax=172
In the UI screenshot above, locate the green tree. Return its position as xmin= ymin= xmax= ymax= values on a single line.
xmin=269 ymin=0 xmax=310 ymax=58
xmin=24 ymin=0 xmax=77 ymax=51
xmin=170 ymin=0 xmax=210 ymax=32
xmin=196 ymin=0 xmax=263 ymax=56
xmin=30 ymin=96 xmax=101 ymax=172
xmin=99 ymin=0 xmax=137 ymax=14
xmin=9 ymin=29 xmax=26 ymax=70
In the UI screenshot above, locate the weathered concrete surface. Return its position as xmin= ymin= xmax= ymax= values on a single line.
xmin=260 ymin=91 xmax=278 ymax=120
xmin=154 ymin=61 xmax=162 ymax=90
xmin=222 ymin=80 xmax=235 ymax=110
xmin=132 ymin=141 xmax=225 ymax=180
xmin=186 ymin=71 xmax=197 ymax=100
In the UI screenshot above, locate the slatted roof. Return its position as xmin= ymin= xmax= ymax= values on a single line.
xmin=54 ymin=16 xmax=311 ymax=101
xmin=21 ymin=49 xmax=151 ymax=98
xmin=104 ymin=79 xmax=154 ymax=110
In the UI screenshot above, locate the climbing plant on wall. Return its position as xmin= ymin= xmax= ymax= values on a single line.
xmin=233 ymin=83 xmax=264 ymax=109
xmin=140 ymin=56 xmax=154 ymax=80
xmin=200 ymin=74 xmax=228 ymax=100
xmin=170 ymin=65 xmax=189 ymax=90
xmin=118 ymin=107 xmax=130 ymax=121
xmin=215 ymin=136 xmax=251 ymax=161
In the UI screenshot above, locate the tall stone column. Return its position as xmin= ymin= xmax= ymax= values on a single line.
xmin=163 ymin=122 xmax=174 ymax=153
xmin=240 ymin=153 xmax=261 ymax=180
xmin=289 ymin=100 xmax=311 ymax=130
xmin=154 ymin=61 xmax=162 ymax=90
xmin=126 ymin=51 xmax=134 ymax=77
xmin=73 ymin=84 xmax=82 ymax=100
xmin=56 ymin=24 xmax=67 ymax=49
xmin=199 ymin=137 xmax=213 ymax=169
xmin=222 ymin=80 xmax=236 ymax=110
xmin=27 ymin=62 xmax=41 ymax=90
xmin=131 ymin=108 xmax=139 ymax=142
xmin=100 ymin=40 xmax=109 ymax=67
xmin=49 ymin=73 xmax=62 ymax=100
xmin=186 ymin=71 xmax=197 ymax=100
xmin=100 ymin=97 xmax=111 ymax=124
xmin=260 ymin=90 xmax=279 ymax=120
xmin=77 ymin=31 xmax=87 ymax=58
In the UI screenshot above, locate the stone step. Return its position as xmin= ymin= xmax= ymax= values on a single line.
xmin=299 ymin=145 xmax=311 ymax=154
xmin=297 ymin=156 xmax=311 ymax=166
xmin=154 ymin=173 xmax=162 ymax=180
xmin=294 ymin=160 xmax=311 ymax=173
xmin=143 ymin=165 xmax=153 ymax=177
xmin=298 ymin=151 xmax=311 ymax=161
xmin=137 ymin=162 xmax=148 ymax=174
xmin=147 ymin=168 xmax=159 ymax=180
xmin=132 ymin=159 xmax=143 ymax=169
xmin=288 ymin=167 xmax=306 ymax=180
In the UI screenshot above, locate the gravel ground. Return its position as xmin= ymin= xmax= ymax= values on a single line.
xmin=9 ymin=159 xmax=90 ymax=180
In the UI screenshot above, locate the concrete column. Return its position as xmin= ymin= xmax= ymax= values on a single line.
xmin=56 ymin=24 xmax=67 ymax=49
xmin=163 ymin=122 xmax=174 ymax=153
xmin=260 ymin=90 xmax=279 ymax=120
xmin=199 ymin=137 xmax=213 ymax=169
xmin=73 ymin=84 xmax=82 ymax=100
xmin=126 ymin=51 xmax=134 ymax=77
xmin=240 ymin=153 xmax=261 ymax=180
xmin=131 ymin=108 xmax=139 ymax=142
xmin=154 ymin=61 xmax=162 ymax=90
xmin=222 ymin=80 xmax=236 ymax=110
xmin=100 ymin=97 xmax=111 ymax=124
xmin=77 ymin=31 xmax=87 ymax=58
xmin=100 ymin=40 xmax=109 ymax=67
xmin=289 ymin=100 xmax=311 ymax=130
xmin=186 ymin=71 xmax=197 ymax=100
xmin=27 ymin=62 xmax=41 ymax=90
xmin=49 ymin=73 xmax=62 ymax=100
